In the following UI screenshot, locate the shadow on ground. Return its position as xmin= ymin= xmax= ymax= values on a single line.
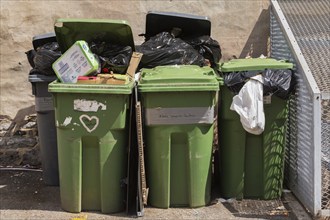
xmin=0 ymin=169 xmax=309 ymax=220
xmin=0 ymin=169 xmax=60 ymax=211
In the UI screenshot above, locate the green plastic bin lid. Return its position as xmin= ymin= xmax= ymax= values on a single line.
xmin=48 ymin=79 xmax=134 ymax=95
xmin=54 ymin=18 xmax=135 ymax=53
xmin=138 ymin=65 xmax=219 ymax=92
xmin=220 ymin=58 xmax=293 ymax=72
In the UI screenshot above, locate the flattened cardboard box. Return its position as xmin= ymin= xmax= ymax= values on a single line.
xmin=77 ymin=52 xmax=142 ymax=85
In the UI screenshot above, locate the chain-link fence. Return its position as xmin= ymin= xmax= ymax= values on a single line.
xmin=322 ymin=100 xmax=330 ymax=211
xmin=271 ymin=0 xmax=330 ymax=216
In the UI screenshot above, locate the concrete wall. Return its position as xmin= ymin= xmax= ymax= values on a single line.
xmin=0 ymin=0 xmax=270 ymax=118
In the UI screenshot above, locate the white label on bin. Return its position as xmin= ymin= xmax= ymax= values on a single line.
xmin=145 ymin=107 xmax=215 ymax=125
xmin=35 ymin=97 xmax=54 ymax=112
xmin=73 ymin=99 xmax=107 ymax=112
xmin=79 ymin=114 xmax=99 ymax=133
xmin=263 ymin=95 xmax=272 ymax=104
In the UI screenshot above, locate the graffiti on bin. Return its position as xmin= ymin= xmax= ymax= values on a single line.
xmin=79 ymin=114 xmax=99 ymax=133
xmin=56 ymin=115 xmax=99 ymax=133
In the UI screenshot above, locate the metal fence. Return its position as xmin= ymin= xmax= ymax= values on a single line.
xmin=270 ymin=0 xmax=329 ymax=216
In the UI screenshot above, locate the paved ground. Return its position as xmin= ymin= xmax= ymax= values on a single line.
xmin=0 ymin=169 xmax=312 ymax=220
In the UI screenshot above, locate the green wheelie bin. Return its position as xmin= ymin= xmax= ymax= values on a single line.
xmin=49 ymin=19 xmax=136 ymax=213
xmin=138 ymin=65 xmax=219 ymax=208
xmin=218 ymin=58 xmax=293 ymax=200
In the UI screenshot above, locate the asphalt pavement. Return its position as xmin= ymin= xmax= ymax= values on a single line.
xmin=0 ymin=169 xmax=312 ymax=220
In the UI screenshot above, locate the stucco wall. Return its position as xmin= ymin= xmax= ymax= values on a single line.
xmin=0 ymin=0 xmax=270 ymax=118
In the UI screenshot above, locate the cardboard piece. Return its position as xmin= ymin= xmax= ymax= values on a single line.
xmin=76 ymin=76 xmax=97 ymax=84
xmin=96 ymin=74 xmax=128 ymax=85
xmin=126 ymin=52 xmax=143 ymax=79
xmin=76 ymin=52 xmax=142 ymax=85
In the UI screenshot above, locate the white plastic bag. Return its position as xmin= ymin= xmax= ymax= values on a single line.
xmin=230 ymin=75 xmax=265 ymax=135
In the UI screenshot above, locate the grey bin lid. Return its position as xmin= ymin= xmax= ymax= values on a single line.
xmin=32 ymin=32 xmax=57 ymax=50
xmin=28 ymin=74 xmax=58 ymax=83
xmin=144 ymin=11 xmax=211 ymax=40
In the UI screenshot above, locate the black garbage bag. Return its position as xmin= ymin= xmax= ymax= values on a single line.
xmin=90 ymin=42 xmax=132 ymax=74
xmin=25 ymin=49 xmax=36 ymax=68
xmin=263 ymin=69 xmax=294 ymax=99
xmin=136 ymin=32 xmax=206 ymax=68
xmin=33 ymin=42 xmax=61 ymax=76
xmin=223 ymin=69 xmax=294 ymax=99
xmin=223 ymin=70 xmax=260 ymax=94
xmin=184 ymin=35 xmax=222 ymax=68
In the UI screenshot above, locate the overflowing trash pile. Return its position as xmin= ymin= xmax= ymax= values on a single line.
xmin=11 ymin=12 xmax=296 ymax=218
xmin=219 ymin=58 xmax=294 ymax=135
xmin=26 ymin=32 xmax=221 ymax=85
xmin=136 ymin=30 xmax=221 ymax=68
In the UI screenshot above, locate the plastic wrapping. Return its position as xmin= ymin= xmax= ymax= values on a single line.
xmin=184 ymin=35 xmax=222 ymax=67
xmin=136 ymin=32 xmax=206 ymax=68
xmin=224 ymin=69 xmax=294 ymax=99
xmin=230 ymin=75 xmax=265 ymax=135
xmin=90 ymin=42 xmax=133 ymax=74
xmin=33 ymin=42 xmax=62 ymax=76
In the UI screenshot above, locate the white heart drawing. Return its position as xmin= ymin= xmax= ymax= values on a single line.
xmin=79 ymin=115 xmax=99 ymax=133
